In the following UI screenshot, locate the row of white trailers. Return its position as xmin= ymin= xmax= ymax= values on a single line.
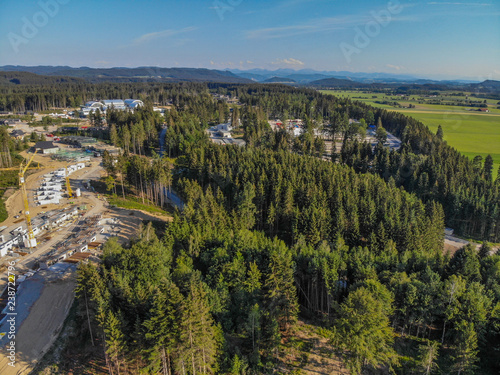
xmin=0 ymin=225 xmax=42 ymax=257
xmin=56 ymin=232 xmax=100 ymax=262
xmin=0 ymin=208 xmax=80 ymax=256
xmin=35 ymin=163 xmax=85 ymax=205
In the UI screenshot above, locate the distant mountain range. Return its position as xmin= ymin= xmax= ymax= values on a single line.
xmin=0 ymin=66 xmax=498 ymax=93
xmin=308 ymin=77 xmax=368 ymax=88
xmin=469 ymin=80 xmax=500 ymax=92
xmin=0 ymin=65 xmax=251 ymax=84
xmin=263 ymin=76 xmax=297 ymax=83
xmin=0 ymin=71 xmax=84 ymax=85
xmin=229 ymin=68 xmax=481 ymax=85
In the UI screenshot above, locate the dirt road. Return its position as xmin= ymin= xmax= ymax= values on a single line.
xmin=0 ymin=160 xmax=105 ymax=285
xmin=0 ymin=143 xmax=177 ymax=375
xmin=2 ymin=148 xmax=93 ymax=228
xmin=0 ymin=162 xmax=173 ymax=375
xmin=0 ymin=266 xmax=76 ymax=375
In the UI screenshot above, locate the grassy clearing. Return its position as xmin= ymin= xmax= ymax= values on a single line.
xmin=321 ymin=90 xmax=500 ymax=178
xmin=108 ymin=196 xmax=171 ymax=216
xmin=90 ymin=178 xmax=173 ymax=217
xmin=0 ymin=169 xmax=20 ymax=224
xmin=277 ymin=320 xmax=349 ymax=374
xmin=0 ymin=194 xmax=7 ymax=223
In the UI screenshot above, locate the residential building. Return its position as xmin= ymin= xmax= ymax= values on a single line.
xmin=34 ymin=141 xmax=59 ymax=154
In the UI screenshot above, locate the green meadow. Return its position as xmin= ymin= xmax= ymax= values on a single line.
xmin=321 ymin=90 xmax=500 ymax=178
xmin=401 ymin=111 xmax=499 ymax=178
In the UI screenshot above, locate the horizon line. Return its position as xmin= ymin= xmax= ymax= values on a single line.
xmin=0 ymin=64 xmax=492 ymax=82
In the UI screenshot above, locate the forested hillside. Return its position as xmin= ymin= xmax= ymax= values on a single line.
xmin=227 ymin=84 xmax=499 ymax=242
xmin=4 ymin=82 xmax=500 ymax=374
xmin=0 ymin=71 xmax=85 ymax=86
xmin=0 ymin=67 xmax=251 ymax=84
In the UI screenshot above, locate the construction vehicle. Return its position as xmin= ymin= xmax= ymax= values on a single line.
xmin=0 ymin=151 xmax=40 ymax=249
xmin=19 ymin=150 xmax=39 ymax=248
xmin=0 ymin=161 xmax=41 ymax=171
xmin=65 ymin=164 xmax=73 ymax=198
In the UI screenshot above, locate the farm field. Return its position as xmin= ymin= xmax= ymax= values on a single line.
xmin=321 ymin=90 xmax=500 ymax=178
xmin=400 ymin=111 xmax=500 ymax=178
xmin=320 ymin=90 xmax=500 ymax=113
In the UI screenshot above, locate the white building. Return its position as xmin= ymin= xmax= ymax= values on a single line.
xmin=0 ymin=234 xmax=22 ymax=257
xmin=213 ymin=123 xmax=233 ymax=132
xmin=80 ymin=99 xmax=143 ymax=117
xmin=218 ymin=130 xmax=232 ymax=138
xmin=34 ymin=141 xmax=59 ymax=154
xmin=124 ymin=99 xmax=144 ymax=110
xmin=103 ymin=99 xmax=126 ymax=111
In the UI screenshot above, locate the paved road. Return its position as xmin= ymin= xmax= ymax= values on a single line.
xmin=366 ymin=129 xmax=401 ymax=150
xmin=385 ymin=132 xmax=401 ymax=150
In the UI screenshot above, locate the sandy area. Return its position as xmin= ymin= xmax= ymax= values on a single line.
xmin=1 ymin=149 xmax=99 ymax=228
xmin=0 ymin=268 xmax=76 ymax=375
xmin=0 ymin=139 xmax=176 ymax=375
xmin=101 ymin=206 xmax=171 ymax=245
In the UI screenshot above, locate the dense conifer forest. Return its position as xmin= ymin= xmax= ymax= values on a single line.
xmin=2 ymin=81 xmax=500 ymax=374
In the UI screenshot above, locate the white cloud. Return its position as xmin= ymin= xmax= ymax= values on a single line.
xmin=245 ymin=14 xmax=418 ymax=40
xmin=271 ymin=58 xmax=305 ymax=67
xmin=386 ymin=64 xmax=404 ymax=70
xmin=427 ymin=2 xmax=492 ymax=5
xmin=210 ymin=61 xmax=236 ymax=68
xmin=132 ymin=27 xmax=197 ymax=45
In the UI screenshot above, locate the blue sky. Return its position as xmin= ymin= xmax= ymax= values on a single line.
xmin=0 ymin=0 xmax=499 ymax=80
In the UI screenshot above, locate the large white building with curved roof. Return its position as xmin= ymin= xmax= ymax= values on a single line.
xmin=85 ymin=101 xmax=104 ymax=109
xmin=79 ymin=99 xmax=144 ymax=117
xmin=124 ymin=99 xmax=144 ymax=109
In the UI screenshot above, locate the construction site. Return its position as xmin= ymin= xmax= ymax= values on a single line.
xmin=0 ymin=152 xmax=94 ymax=255
xmin=0 ymin=142 xmax=171 ymax=375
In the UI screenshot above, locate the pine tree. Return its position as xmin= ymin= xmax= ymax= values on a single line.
xmin=483 ymin=154 xmax=494 ymax=181
xmin=245 ymin=303 xmax=261 ymax=357
xmin=110 ymin=123 xmax=119 ymax=146
xmin=441 ymin=275 xmax=466 ymax=344
xmin=265 ymin=243 xmax=298 ymax=332
xmin=176 ymin=280 xmax=218 ymax=375
xmin=436 ymin=125 xmax=444 ymax=140
xmin=104 ymin=311 xmax=126 ymax=374
xmin=235 ymin=182 xmax=256 ymax=230
xmin=418 ymin=340 xmax=439 ymax=375
xmin=122 ymin=126 xmax=131 ymax=154
xmin=334 ymin=286 xmax=397 ymax=375
xmin=472 ymin=155 xmax=483 ymax=173
xmin=144 ymin=283 xmax=182 ymax=375
xmin=376 ymin=126 xmax=387 ymax=145
xmin=452 ymin=321 xmax=478 ymax=375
